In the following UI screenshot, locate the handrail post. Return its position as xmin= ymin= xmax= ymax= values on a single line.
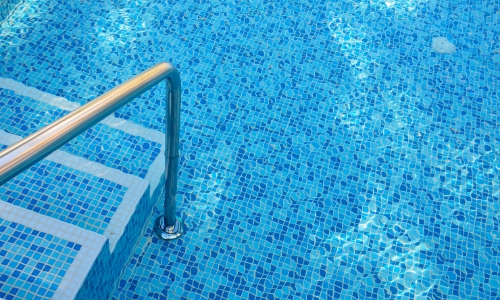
xmin=153 ymin=74 xmax=184 ymax=240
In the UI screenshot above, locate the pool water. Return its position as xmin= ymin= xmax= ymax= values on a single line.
xmin=1 ymin=0 xmax=499 ymax=299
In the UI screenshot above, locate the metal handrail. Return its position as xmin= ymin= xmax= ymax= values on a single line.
xmin=0 ymin=62 xmax=183 ymax=240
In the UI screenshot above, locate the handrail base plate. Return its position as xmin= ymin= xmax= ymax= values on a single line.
xmin=154 ymin=215 xmax=184 ymax=240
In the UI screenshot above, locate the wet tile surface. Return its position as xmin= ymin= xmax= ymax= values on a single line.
xmin=1 ymin=0 xmax=499 ymax=299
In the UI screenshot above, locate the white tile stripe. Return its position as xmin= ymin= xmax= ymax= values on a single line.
xmin=0 ymin=201 xmax=107 ymax=300
xmin=0 ymin=130 xmax=149 ymax=253
xmin=100 ymin=115 xmax=165 ymax=146
xmin=0 ymin=77 xmax=166 ymax=196
xmin=0 ymin=78 xmax=80 ymax=111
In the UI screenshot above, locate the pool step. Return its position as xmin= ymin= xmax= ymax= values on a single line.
xmin=0 ymin=80 xmax=169 ymax=299
xmin=0 ymin=131 xmax=149 ymax=252
xmin=0 ymin=131 xmax=157 ymax=299
xmin=0 ymin=78 xmax=166 ymax=194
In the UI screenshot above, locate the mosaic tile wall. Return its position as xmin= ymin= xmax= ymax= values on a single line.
xmin=0 ymin=0 xmax=499 ymax=299
xmin=0 ymin=218 xmax=81 ymax=300
xmin=0 ymin=146 xmax=127 ymax=235
xmin=0 ymin=88 xmax=163 ymax=179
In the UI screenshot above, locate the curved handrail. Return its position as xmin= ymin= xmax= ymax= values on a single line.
xmin=0 ymin=62 xmax=183 ymax=240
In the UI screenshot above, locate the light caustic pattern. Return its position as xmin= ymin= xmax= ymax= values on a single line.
xmin=1 ymin=0 xmax=499 ymax=299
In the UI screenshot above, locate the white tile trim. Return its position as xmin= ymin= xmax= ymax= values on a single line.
xmin=0 ymin=129 xmax=22 ymax=145
xmin=145 ymin=145 xmax=165 ymax=195
xmin=0 ymin=201 xmax=106 ymax=300
xmin=0 ymin=130 xmax=149 ymax=253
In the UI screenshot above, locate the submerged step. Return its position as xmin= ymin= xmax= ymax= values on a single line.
xmin=0 ymin=78 xmax=173 ymax=299
xmin=0 ymin=79 xmax=166 ymax=194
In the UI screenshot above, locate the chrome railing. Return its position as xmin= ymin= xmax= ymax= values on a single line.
xmin=0 ymin=62 xmax=183 ymax=240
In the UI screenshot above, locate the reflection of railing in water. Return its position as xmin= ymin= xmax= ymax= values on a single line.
xmin=0 ymin=0 xmax=21 ymax=22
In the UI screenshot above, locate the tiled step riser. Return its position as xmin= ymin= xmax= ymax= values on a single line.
xmin=76 ymin=179 xmax=166 ymax=300
xmin=77 ymin=188 xmax=154 ymax=300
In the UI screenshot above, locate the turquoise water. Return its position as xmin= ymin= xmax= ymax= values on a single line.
xmin=1 ymin=0 xmax=499 ymax=299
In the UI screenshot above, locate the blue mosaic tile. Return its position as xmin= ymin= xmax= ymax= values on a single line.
xmin=0 ymin=0 xmax=499 ymax=299
xmin=0 ymin=88 xmax=162 ymax=179
xmin=0 ymin=218 xmax=80 ymax=300
xmin=0 ymin=145 xmax=127 ymax=235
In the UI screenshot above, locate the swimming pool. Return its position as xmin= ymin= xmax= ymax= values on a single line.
xmin=1 ymin=0 xmax=499 ymax=298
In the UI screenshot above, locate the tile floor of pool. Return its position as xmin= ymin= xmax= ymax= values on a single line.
xmin=1 ymin=0 xmax=499 ymax=299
